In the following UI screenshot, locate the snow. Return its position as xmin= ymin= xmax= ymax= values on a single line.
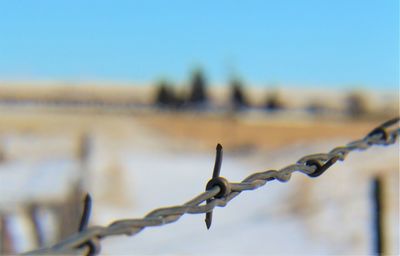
xmin=91 ymin=142 xmax=398 ymax=255
xmin=0 ymin=159 xmax=80 ymax=212
xmin=0 ymin=129 xmax=398 ymax=255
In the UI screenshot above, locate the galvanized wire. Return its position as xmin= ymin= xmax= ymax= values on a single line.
xmin=24 ymin=117 xmax=400 ymax=255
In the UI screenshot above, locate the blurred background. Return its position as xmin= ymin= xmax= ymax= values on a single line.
xmin=0 ymin=0 xmax=398 ymax=255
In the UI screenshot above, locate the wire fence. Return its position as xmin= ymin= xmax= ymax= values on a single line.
xmin=24 ymin=117 xmax=400 ymax=255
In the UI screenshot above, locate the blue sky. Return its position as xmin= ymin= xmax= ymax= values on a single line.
xmin=0 ymin=0 xmax=398 ymax=90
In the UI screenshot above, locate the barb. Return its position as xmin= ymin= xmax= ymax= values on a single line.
xmin=205 ymin=143 xmax=230 ymax=229
xmin=78 ymin=194 xmax=92 ymax=232
xmin=24 ymin=117 xmax=400 ymax=255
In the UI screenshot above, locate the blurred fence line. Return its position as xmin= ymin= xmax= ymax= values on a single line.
xmin=0 ymin=133 xmax=93 ymax=255
xmin=22 ymin=117 xmax=399 ymax=256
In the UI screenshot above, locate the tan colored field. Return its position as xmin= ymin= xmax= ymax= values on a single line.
xmin=0 ymin=108 xmax=383 ymax=153
xmin=0 ymin=83 xmax=395 ymax=152
xmin=137 ymin=112 xmax=384 ymax=150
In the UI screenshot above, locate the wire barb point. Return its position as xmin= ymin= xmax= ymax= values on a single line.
xmin=78 ymin=193 xmax=92 ymax=232
xmin=205 ymin=211 xmax=212 ymax=229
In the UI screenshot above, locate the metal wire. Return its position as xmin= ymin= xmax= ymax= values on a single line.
xmin=24 ymin=117 xmax=400 ymax=255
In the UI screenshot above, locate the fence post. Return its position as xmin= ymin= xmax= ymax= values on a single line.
xmin=372 ymin=176 xmax=384 ymax=256
xmin=0 ymin=214 xmax=14 ymax=255
xmin=27 ymin=203 xmax=45 ymax=248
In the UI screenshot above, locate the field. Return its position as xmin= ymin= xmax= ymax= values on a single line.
xmin=0 ymin=108 xmax=384 ymax=151
xmin=0 ymin=88 xmax=398 ymax=255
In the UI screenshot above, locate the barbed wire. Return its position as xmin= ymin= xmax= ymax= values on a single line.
xmin=24 ymin=117 xmax=400 ymax=255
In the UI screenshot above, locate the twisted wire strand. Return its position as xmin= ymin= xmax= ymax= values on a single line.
xmin=24 ymin=117 xmax=400 ymax=255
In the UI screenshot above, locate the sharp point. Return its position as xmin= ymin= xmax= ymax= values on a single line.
xmin=205 ymin=219 xmax=211 ymax=230
xmin=83 ymin=194 xmax=92 ymax=210
xmin=205 ymin=211 xmax=212 ymax=230
xmin=79 ymin=193 xmax=92 ymax=232
xmin=216 ymin=143 xmax=223 ymax=151
xmin=84 ymin=193 xmax=91 ymax=203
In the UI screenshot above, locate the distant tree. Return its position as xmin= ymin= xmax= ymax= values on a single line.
xmin=154 ymin=81 xmax=175 ymax=108
xmin=230 ymin=79 xmax=248 ymax=111
xmin=154 ymin=81 xmax=187 ymax=110
xmin=264 ymin=91 xmax=284 ymax=111
xmin=345 ymin=92 xmax=367 ymax=118
xmin=187 ymin=70 xmax=208 ymax=107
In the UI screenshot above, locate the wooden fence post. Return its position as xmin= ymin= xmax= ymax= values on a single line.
xmin=0 ymin=214 xmax=14 ymax=255
xmin=372 ymin=176 xmax=385 ymax=256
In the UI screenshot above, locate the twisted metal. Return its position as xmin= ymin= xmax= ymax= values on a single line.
xmin=24 ymin=117 xmax=400 ymax=255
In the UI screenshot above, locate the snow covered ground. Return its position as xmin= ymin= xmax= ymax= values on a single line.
xmin=92 ymin=141 xmax=398 ymax=255
xmin=0 ymin=117 xmax=398 ymax=255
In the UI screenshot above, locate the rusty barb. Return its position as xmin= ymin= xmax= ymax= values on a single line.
xmin=24 ymin=117 xmax=400 ymax=256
